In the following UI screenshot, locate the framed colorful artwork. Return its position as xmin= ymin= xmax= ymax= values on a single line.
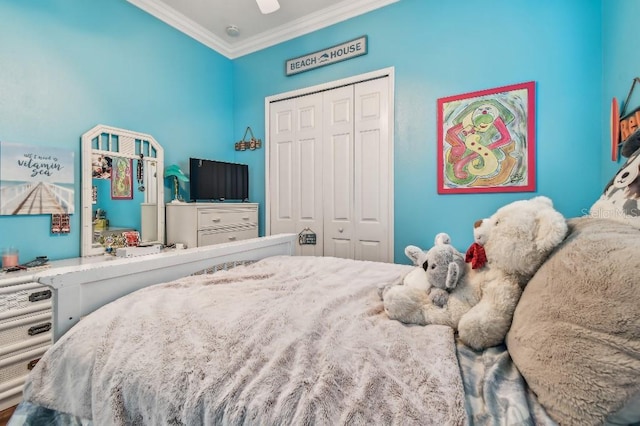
xmin=111 ymin=157 xmax=133 ymax=199
xmin=437 ymin=81 xmax=536 ymax=194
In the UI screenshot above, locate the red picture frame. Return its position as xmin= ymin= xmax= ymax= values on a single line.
xmin=437 ymin=81 xmax=536 ymax=194
xmin=111 ymin=157 xmax=133 ymax=199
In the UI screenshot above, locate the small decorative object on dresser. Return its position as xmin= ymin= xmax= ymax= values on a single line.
xmin=165 ymin=202 xmax=258 ymax=248
xmin=164 ymin=164 xmax=189 ymax=204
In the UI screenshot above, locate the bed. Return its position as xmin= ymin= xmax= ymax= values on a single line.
xmin=8 ymin=218 xmax=640 ymax=425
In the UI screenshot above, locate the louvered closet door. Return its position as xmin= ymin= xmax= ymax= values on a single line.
xmin=323 ymin=85 xmax=355 ymax=259
xmin=353 ymin=77 xmax=390 ymax=262
xmin=269 ymin=93 xmax=324 ymax=256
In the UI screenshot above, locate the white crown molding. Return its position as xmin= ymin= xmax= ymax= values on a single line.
xmin=127 ymin=0 xmax=399 ymax=59
xmin=127 ymin=0 xmax=235 ymax=58
xmin=230 ymin=0 xmax=399 ymax=58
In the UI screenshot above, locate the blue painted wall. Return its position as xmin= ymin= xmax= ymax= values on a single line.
xmin=0 ymin=0 xmax=234 ymax=262
xmin=602 ymin=0 xmax=640 ymax=182
xmin=233 ymin=0 xmax=604 ymax=262
xmin=0 ymin=0 xmax=623 ymax=264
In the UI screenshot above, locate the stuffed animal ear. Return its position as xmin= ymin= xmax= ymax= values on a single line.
xmin=405 ymin=245 xmax=423 ymax=265
xmin=534 ymin=209 xmax=569 ymax=253
xmin=434 ymin=233 xmax=451 ymax=246
xmin=531 ymin=196 xmax=553 ymax=208
xmin=445 ymin=262 xmax=460 ymax=289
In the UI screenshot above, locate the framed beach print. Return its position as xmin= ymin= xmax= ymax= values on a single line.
xmin=111 ymin=157 xmax=133 ymax=199
xmin=0 ymin=142 xmax=75 ymax=215
xmin=437 ymin=81 xmax=536 ymax=194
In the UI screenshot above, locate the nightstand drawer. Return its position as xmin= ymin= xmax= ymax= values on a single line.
xmin=197 ymin=208 xmax=258 ymax=230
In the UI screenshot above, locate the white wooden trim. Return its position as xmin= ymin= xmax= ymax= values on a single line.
xmin=80 ymin=124 xmax=165 ymax=257
xmin=38 ymin=234 xmax=296 ymax=341
xmin=264 ymin=67 xmax=395 ymax=261
xmin=126 ymin=0 xmax=399 ymax=59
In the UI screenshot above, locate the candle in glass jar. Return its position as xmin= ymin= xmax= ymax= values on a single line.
xmin=2 ymin=248 xmax=19 ymax=268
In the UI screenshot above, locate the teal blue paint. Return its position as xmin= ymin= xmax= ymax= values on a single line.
xmin=0 ymin=0 xmax=609 ymax=264
xmin=234 ymin=0 xmax=603 ymax=263
xmin=0 ymin=0 xmax=233 ymax=261
xmin=602 ymin=0 xmax=640 ymax=189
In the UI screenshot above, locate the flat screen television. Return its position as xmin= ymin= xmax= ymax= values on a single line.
xmin=189 ymin=158 xmax=249 ymax=202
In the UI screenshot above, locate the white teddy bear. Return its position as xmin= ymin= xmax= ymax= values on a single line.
xmin=383 ymin=196 xmax=568 ymax=350
xmin=401 ymin=233 xmax=465 ymax=307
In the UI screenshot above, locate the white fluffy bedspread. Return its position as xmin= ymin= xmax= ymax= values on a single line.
xmin=24 ymin=256 xmax=467 ymax=425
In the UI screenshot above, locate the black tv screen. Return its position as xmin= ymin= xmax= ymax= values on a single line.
xmin=189 ymin=158 xmax=249 ymax=201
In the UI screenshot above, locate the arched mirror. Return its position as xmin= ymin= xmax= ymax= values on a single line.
xmin=81 ymin=125 xmax=165 ymax=256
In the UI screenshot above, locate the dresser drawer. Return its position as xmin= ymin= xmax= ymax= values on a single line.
xmin=0 ymin=311 xmax=52 ymax=351
xmin=197 ymin=208 xmax=258 ymax=230
xmin=198 ymin=227 xmax=258 ymax=246
xmin=0 ymin=341 xmax=50 ymax=411
xmin=0 ymin=282 xmax=52 ymax=318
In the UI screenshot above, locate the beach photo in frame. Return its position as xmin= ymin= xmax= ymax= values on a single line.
xmin=437 ymin=81 xmax=536 ymax=194
xmin=110 ymin=157 xmax=133 ymax=199
xmin=0 ymin=142 xmax=75 ymax=215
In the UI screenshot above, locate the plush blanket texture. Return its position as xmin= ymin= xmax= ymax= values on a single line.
xmin=24 ymin=256 xmax=467 ymax=426
xmin=507 ymin=218 xmax=640 ymax=425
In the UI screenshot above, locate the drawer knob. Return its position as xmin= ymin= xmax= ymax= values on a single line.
xmin=338 ymin=228 xmax=344 ymax=233
xmin=212 ymin=218 xmax=221 ymax=222
xmin=242 ymin=216 xmax=249 ymax=220
xmin=228 ymin=236 xmax=237 ymax=241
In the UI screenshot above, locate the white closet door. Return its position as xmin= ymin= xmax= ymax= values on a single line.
xmin=323 ymin=85 xmax=355 ymax=259
xmin=268 ymin=73 xmax=392 ymax=262
xmin=353 ymin=78 xmax=390 ymax=262
xmin=269 ymin=93 xmax=324 ymax=256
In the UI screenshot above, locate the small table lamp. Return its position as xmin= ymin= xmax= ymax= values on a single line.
xmin=164 ymin=164 xmax=189 ymax=203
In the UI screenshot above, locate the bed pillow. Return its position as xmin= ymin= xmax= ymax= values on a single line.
xmin=506 ymin=217 xmax=640 ymax=425
xmin=590 ymin=147 xmax=640 ymax=229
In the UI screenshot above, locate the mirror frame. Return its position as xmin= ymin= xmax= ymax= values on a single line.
xmin=81 ymin=124 xmax=165 ymax=256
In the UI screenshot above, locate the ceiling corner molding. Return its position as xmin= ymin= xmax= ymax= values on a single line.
xmin=126 ymin=0 xmax=234 ymax=58
xmin=229 ymin=0 xmax=400 ymax=58
xmin=127 ymin=0 xmax=399 ymax=59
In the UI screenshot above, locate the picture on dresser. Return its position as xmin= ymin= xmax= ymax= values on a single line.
xmin=92 ymin=153 xmax=112 ymax=179
xmin=0 ymin=142 xmax=75 ymax=215
xmin=111 ymin=157 xmax=133 ymax=200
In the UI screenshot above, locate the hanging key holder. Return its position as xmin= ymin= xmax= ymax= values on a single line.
xmin=235 ymin=126 xmax=262 ymax=151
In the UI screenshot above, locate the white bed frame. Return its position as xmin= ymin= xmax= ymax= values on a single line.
xmin=36 ymin=234 xmax=296 ymax=341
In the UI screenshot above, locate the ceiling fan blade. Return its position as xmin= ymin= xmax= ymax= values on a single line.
xmin=256 ymin=0 xmax=280 ymax=14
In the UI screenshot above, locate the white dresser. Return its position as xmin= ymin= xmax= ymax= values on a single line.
xmin=0 ymin=270 xmax=53 ymax=411
xmin=0 ymin=255 xmax=132 ymax=411
xmin=166 ymin=202 xmax=258 ymax=249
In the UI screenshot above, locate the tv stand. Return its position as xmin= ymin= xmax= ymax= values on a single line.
xmin=166 ymin=202 xmax=258 ymax=249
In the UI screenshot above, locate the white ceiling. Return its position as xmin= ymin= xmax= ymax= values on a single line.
xmin=126 ymin=0 xmax=398 ymax=59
